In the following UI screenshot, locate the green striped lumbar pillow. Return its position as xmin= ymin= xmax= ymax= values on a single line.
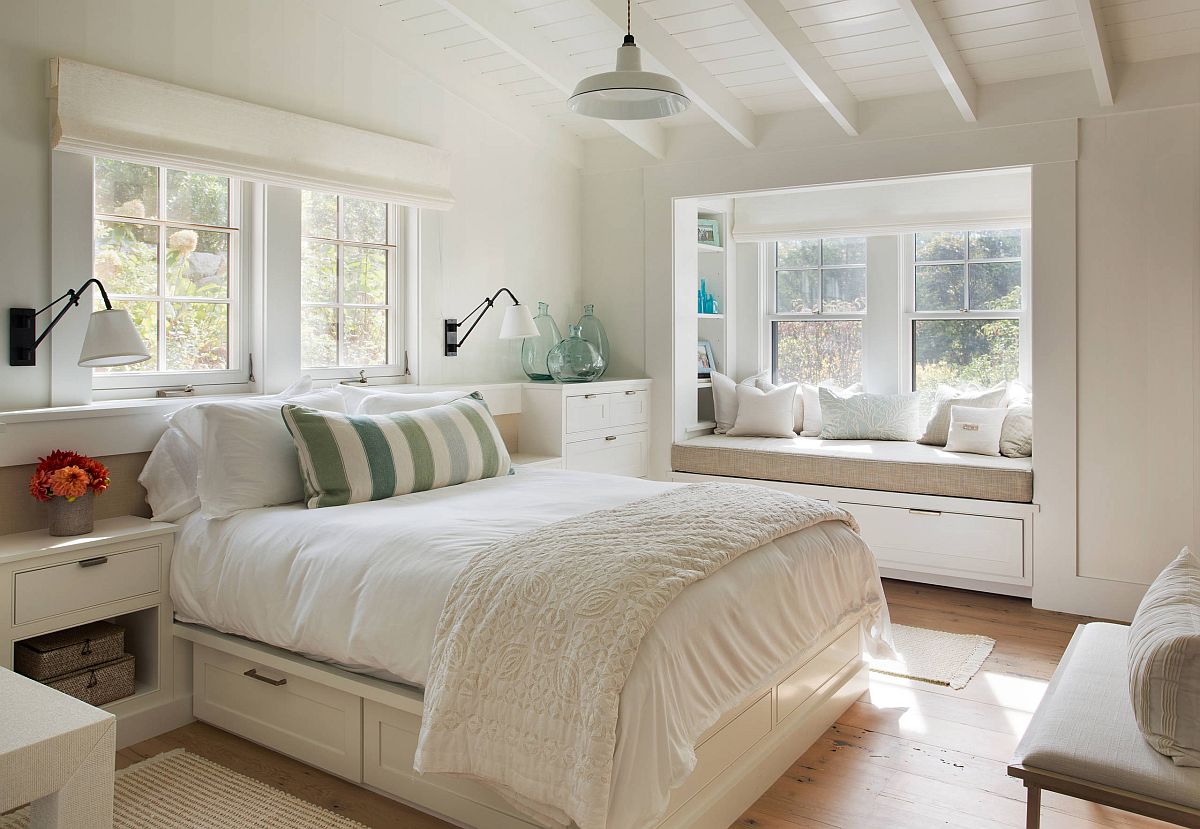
xmin=281 ymin=392 xmax=511 ymax=508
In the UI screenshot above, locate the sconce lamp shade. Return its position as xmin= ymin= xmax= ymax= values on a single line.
xmin=499 ymin=304 xmax=539 ymax=340
xmin=78 ymin=309 xmax=151 ymax=367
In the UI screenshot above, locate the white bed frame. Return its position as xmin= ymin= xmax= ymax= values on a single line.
xmin=173 ymin=615 xmax=867 ymax=829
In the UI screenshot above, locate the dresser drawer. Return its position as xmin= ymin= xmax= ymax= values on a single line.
xmin=193 ymin=644 xmax=362 ymax=781
xmin=610 ymin=389 xmax=648 ymax=427
xmin=14 ymin=545 xmax=160 ymax=625
xmin=565 ymin=392 xmax=611 ymax=434
xmin=564 ymin=431 xmax=648 ymax=478
xmin=844 ymin=502 xmax=1024 ymax=579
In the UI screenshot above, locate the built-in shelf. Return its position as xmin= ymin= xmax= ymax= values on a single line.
xmin=698 ymin=243 xmax=724 ymax=253
xmin=697 ymin=379 xmax=713 ymax=389
xmin=686 ymin=420 xmax=717 ymax=432
xmin=698 ymin=313 xmax=724 ymax=319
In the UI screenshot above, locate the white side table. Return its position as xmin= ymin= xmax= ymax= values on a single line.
xmin=0 ymin=666 xmax=115 ymax=828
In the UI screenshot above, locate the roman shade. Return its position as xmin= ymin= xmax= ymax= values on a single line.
xmin=48 ymin=58 xmax=453 ymax=210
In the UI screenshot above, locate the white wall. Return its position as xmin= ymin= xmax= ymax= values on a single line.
xmin=0 ymin=0 xmax=581 ymax=411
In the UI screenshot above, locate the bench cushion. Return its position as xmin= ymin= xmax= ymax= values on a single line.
xmin=1012 ymin=623 xmax=1200 ymax=810
xmin=671 ymin=435 xmax=1033 ymax=503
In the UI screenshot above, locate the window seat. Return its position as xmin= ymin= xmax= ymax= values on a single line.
xmin=672 ymin=434 xmax=1033 ymax=503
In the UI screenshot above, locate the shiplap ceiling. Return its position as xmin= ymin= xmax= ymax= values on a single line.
xmin=378 ymin=0 xmax=1200 ymax=154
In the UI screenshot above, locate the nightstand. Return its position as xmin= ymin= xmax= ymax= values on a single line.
xmin=0 ymin=517 xmax=177 ymax=749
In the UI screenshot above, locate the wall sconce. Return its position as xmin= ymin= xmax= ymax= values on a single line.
xmin=10 ymin=278 xmax=151 ymax=367
xmin=444 ymin=287 xmax=538 ymax=357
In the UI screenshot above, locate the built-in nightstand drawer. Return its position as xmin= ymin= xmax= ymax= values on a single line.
xmin=565 ymin=432 xmax=648 ymax=478
xmin=565 ymin=392 xmax=611 ymax=433
xmin=610 ymin=389 xmax=648 ymax=427
xmin=13 ymin=545 xmax=160 ymax=625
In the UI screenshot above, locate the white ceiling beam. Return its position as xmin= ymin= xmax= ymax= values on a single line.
xmin=730 ymin=0 xmax=858 ymax=136
xmin=433 ymin=0 xmax=667 ymax=159
xmin=586 ymin=0 xmax=759 ymax=149
xmin=1074 ymin=0 xmax=1115 ymax=105
xmin=894 ymin=0 xmax=978 ymax=121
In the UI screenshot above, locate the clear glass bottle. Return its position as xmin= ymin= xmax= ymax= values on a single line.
xmin=520 ymin=301 xmax=562 ymax=381
xmin=576 ymin=304 xmax=610 ymax=378
xmin=547 ymin=324 xmax=603 ymax=383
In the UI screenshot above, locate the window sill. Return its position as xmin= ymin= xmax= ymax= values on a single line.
xmin=0 ymin=392 xmax=267 ymax=425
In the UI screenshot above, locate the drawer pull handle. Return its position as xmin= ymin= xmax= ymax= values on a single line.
xmin=244 ymin=668 xmax=287 ymax=687
xmin=624 ymin=390 xmax=637 ymax=395
xmin=78 ymin=556 xmax=109 ymax=568
xmin=605 ymin=435 xmax=617 ymax=441
xmin=584 ymin=394 xmax=598 ymax=399
xmin=908 ymin=509 xmax=942 ymax=516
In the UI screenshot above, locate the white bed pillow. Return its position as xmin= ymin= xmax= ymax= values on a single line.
xmin=918 ymin=383 xmax=1007 ymax=446
xmin=800 ymin=381 xmax=863 ymax=436
xmin=818 ymin=389 xmax=921 ymax=441
xmin=137 ymin=426 xmax=201 ymax=522
xmin=710 ymin=370 xmax=768 ymax=434
xmin=999 ymin=402 xmax=1033 ymax=458
xmin=943 ymin=405 xmax=1007 ymax=456
xmin=726 ymin=383 xmax=798 ymax=438
xmin=355 ymin=389 xmax=470 ymax=415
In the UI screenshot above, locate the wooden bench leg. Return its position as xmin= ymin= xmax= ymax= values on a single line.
xmin=1025 ymin=784 xmax=1041 ymax=829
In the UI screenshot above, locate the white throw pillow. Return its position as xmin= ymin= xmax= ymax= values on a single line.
xmin=943 ymin=405 xmax=1007 ymax=456
xmin=918 ymin=383 xmax=1007 ymax=446
xmin=727 ymin=383 xmax=798 ymax=438
xmin=356 ymin=389 xmax=470 ymax=415
xmin=756 ymin=378 xmax=804 ymax=434
xmin=1128 ymin=547 xmax=1200 ymax=767
xmin=710 ymin=370 xmax=768 ymax=434
xmin=800 ymin=381 xmax=863 ymax=436
xmin=999 ymin=402 xmax=1033 ymax=458
xmin=818 ymin=389 xmax=921 ymax=441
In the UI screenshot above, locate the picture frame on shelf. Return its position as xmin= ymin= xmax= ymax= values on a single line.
xmin=697 ymin=340 xmax=717 ymax=378
xmin=697 ymin=218 xmax=721 ymax=247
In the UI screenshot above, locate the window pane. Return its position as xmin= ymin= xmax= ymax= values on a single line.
xmin=773 ymin=320 xmax=862 ymax=387
xmin=776 ymin=240 xmax=819 ymax=268
xmin=821 ymin=237 xmax=866 ymax=267
xmin=302 ymin=190 xmax=337 ymax=239
xmin=915 ymin=231 xmax=966 ymax=262
xmin=342 ymin=197 xmax=387 ymax=244
xmin=343 ymin=308 xmax=388 ymax=366
xmin=95 ymin=300 xmax=158 ymax=372
xmin=343 ymin=246 xmax=388 ymax=305
xmin=912 ymin=319 xmax=1019 ymax=391
xmin=95 ymin=221 xmax=158 ymax=296
xmin=821 ymin=267 xmax=867 ymax=313
xmin=166 ymin=301 xmax=229 ymax=370
xmin=301 ymin=241 xmax=337 ymax=303
xmin=165 ymin=169 xmax=229 ymax=226
xmin=776 ymin=269 xmax=819 ymax=313
xmin=969 ymin=228 xmax=1021 ymax=259
xmin=166 ymin=228 xmax=228 ymax=298
xmin=302 ymin=306 xmax=338 ymax=368
xmin=969 ymin=261 xmax=1021 ymax=310
xmin=915 ymin=264 xmax=965 ymax=311
xmin=95 ymin=158 xmax=157 ymax=219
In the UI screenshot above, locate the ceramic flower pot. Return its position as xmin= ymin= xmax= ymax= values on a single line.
xmin=48 ymin=490 xmax=94 ymax=537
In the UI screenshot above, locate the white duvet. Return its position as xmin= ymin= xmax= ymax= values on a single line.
xmin=171 ymin=469 xmax=891 ymax=828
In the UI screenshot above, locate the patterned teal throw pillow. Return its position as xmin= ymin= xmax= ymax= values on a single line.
xmin=282 ymin=392 xmax=511 ymax=508
xmin=817 ymin=388 xmax=921 ymax=441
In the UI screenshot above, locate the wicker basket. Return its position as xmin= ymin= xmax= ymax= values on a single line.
xmin=14 ymin=621 xmax=125 ymax=681
xmin=44 ymin=654 xmax=136 ymax=707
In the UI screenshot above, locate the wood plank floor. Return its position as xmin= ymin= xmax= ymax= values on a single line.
xmin=120 ymin=580 xmax=1173 ymax=829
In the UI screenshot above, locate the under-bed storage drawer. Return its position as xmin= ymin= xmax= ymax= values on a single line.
xmin=192 ymin=643 xmax=362 ymax=781
xmin=777 ymin=626 xmax=860 ymax=723
xmin=844 ymin=502 xmax=1024 ymax=579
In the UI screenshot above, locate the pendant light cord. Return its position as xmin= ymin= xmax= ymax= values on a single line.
xmin=627 ymin=0 xmax=631 ymax=37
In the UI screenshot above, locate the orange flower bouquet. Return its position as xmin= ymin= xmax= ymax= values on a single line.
xmin=30 ymin=450 xmax=110 ymax=536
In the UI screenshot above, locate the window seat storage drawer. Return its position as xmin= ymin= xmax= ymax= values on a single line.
xmin=565 ymin=392 xmax=611 ymax=434
xmin=13 ymin=545 xmax=160 ymax=625
xmin=844 ymin=502 xmax=1024 ymax=579
xmin=565 ymin=431 xmax=649 ymax=478
xmin=192 ymin=643 xmax=362 ymax=781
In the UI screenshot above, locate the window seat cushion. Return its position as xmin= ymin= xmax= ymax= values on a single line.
xmin=671 ymin=434 xmax=1033 ymax=503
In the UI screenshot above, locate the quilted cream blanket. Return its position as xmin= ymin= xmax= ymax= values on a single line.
xmin=413 ymin=482 xmax=859 ymax=829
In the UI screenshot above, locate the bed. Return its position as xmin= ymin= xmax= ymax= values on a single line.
xmin=170 ymin=468 xmax=891 ymax=829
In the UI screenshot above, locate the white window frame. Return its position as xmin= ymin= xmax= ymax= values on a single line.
xmin=92 ymin=160 xmax=252 ymax=393
xmin=763 ymin=238 xmax=869 ymax=385
xmin=300 ymin=192 xmax=404 ymax=381
xmin=900 ymin=227 xmax=1031 ymax=392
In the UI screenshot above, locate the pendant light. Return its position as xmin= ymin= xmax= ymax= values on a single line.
xmin=568 ymin=0 xmax=689 ymax=121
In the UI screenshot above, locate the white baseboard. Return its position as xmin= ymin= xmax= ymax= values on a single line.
xmin=879 ymin=567 xmax=1033 ymax=599
xmin=114 ymin=694 xmax=194 ymax=750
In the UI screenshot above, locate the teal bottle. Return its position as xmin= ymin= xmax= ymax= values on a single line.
xmin=547 ymin=325 xmax=603 ymax=383
xmin=520 ymin=302 xmax=561 ymax=381
xmin=576 ymin=304 xmax=610 ymax=378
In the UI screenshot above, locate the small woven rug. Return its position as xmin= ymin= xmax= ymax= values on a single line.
xmin=869 ymin=624 xmax=995 ymax=689
xmin=0 ymin=748 xmax=368 ymax=828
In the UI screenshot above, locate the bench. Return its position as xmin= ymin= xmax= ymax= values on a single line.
xmin=1008 ymin=623 xmax=1200 ymax=828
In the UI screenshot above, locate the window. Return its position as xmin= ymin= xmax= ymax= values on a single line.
xmin=300 ymin=191 xmax=398 ymax=370
xmin=769 ymin=238 xmax=866 ymax=387
xmin=907 ymin=229 xmax=1026 ymax=391
xmin=92 ymin=157 xmax=242 ymax=386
